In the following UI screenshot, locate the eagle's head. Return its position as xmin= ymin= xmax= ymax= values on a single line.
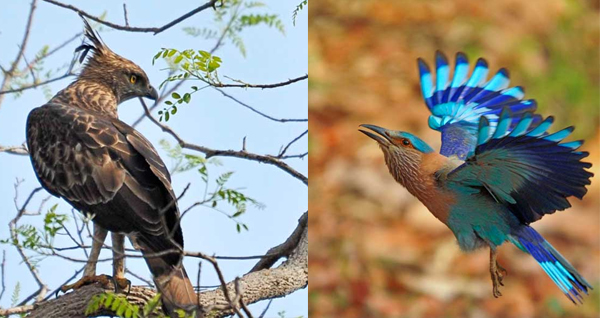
xmin=76 ymin=17 xmax=158 ymax=103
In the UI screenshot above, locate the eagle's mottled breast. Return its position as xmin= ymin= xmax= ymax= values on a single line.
xmin=50 ymin=80 xmax=118 ymax=118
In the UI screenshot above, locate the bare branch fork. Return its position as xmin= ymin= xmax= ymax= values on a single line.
xmin=0 ymin=0 xmax=38 ymax=108
xmin=9 ymin=211 xmax=308 ymax=318
xmin=8 ymin=184 xmax=48 ymax=304
xmin=139 ymin=99 xmax=308 ymax=185
xmin=42 ymin=0 xmax=221 ymax=35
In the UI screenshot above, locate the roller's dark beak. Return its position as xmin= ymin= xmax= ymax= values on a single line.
xmin=359 ymin=124 xmax=393 ymax=145
xmin=146 ymin=86 xmax=159 ymax=100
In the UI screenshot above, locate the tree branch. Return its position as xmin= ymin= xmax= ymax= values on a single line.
xmin=0 ymin=72 xmax=75 ymax=95
xmin=139 ymin=99 xmax=308 ymax=185
xmin=218 ymin=74 xmax=308 ymax=89
xmin=213 ymin=88 xmax=308 ymax=123
xmin=20 ymin=211 xmax=308 ymax=318
xmin=0 ymin=145 xmax=29 ymax=156
xmin=0 ymin=0 xmax=38 ymax=108
xmin=42 ymin=0 xmax=220 ymax=35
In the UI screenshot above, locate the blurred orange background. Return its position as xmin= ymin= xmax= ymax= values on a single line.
xmin=308 ymin=1 xmax=600 ymax=317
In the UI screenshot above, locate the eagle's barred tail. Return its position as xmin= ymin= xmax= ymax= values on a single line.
xmin=139 ymin=242 xmax=200 ymax=317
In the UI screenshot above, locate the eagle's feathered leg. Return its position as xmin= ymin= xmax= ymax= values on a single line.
xmin=111 ymin=232 xmax=131 ymax=292
xmin=60 ymin=224 xmax=112 ymax=292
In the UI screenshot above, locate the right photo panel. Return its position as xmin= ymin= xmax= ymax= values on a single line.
xmin=309 ymin=1 xmax=600 ymax=318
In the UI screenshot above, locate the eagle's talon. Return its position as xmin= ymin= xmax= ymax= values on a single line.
xmin=114 ymin=276 xmax=131 ymax=294
xmin=59 ymin=274 xmax=113 ymax=294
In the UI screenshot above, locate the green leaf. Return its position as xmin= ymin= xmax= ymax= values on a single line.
xmin=174 ymin=55 xmax=184 ymax=64
xmin=183 ymin=93 xmax=191 ymax=103
xmin=116 ymin=301 xmax=127 ymax=316
xmin=208 ymin=60 xmax=220 ymax=72
xmin=171 ymin=106 xmax=178 ymax=115
xmin=165 ymin=112 xmax=170 ymax=122
xmin=111 ymin=297 xmax=120 ymax=311
xmin=172 ymin=92 xmax=181 ymax=99
xmin=198 ymin=50 xmax=211 ymax=58
xmin=125 ymin=306 xmax=133 ymax=318
xmin=236 ymin=223 xmax=241 ymax=232
xmin=104 ymin=293 xmax=114 ymax=307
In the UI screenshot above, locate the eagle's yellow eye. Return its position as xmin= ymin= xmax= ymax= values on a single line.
xmin=130 ymin=74 xmax=137 ymax=84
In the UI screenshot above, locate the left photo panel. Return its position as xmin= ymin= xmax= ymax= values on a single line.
xmin=0 ymin=1 xmax=307 ymax=317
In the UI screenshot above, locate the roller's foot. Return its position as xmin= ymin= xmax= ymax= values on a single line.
xmin=490 ymin=249 xmax=508 ymax=298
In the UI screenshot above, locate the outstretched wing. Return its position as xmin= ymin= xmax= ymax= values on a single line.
xmin=418 ymin=51 xmax=540 ymax=160
xmin=26 ymin=103 xmax=184 ymax=255
xmin=446 ymin=109 xmax=593 ymax=224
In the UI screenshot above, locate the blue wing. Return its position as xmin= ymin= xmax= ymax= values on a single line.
xmin=447 ymin=109 xmax=593 ymax=224
xmin=418 ymin=51 xmax=539 ymax=159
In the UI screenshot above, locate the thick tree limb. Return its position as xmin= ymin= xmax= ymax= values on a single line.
xmin=250 ymin=212 xmax=307 ymax=272
xmin=18 ymin=211 xmax=308 ymax=318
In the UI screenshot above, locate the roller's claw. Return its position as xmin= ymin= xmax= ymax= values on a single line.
xmin=489 ymin=249 xmax=508 ymax=298
xmin=491 ymin=261 xmax=508 ymax=297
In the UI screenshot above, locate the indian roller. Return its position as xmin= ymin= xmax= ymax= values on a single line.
xmin=359 ymin=51 xmax=594 ymax=303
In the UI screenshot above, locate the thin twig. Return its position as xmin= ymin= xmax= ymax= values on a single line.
xmin=131 ymin=79 xmax=188 ymax=127
xmin=258 ymin=299 xmax=272 ymax=318
xmin=196 ymin=262 xmax=202 ymax=308
xmin=0 ymin=250 xmax=5 ymax=302
xmin=0 ymin=0 xmax=38 ymax=108
xmin=139 ymin=99 xmax=308 ymax=185
xmin=0 ymin=72 xmax=74 ymax=95
xmin=278 ymin=152 xmax=308 ymax=160
xmin=236 ymin=277 xmax=253 ymax=318
xmin=122 ymin=3 xmax=129 ymax=26
xmin=218 ymin=74 xmax=307 ymax=89
xmin=277 ymin=130 xmax=307 ymax=158
xmin=192 ymin=252 xmax=244 ymax=317
xmin=10 ymin=185 xmax=48 ymax=303
xmin=210 ymin=0 xmax=241 ymax=54
xmin=42 ymin=266 xmax=85 ymax=301
xmin=0 ymin=145 xmax=29 ymax=155
xmin=214 ymin=87 xmax=307 ymax=123
xmin=43 ymin=0 xmax=220 ymax=35
xmin=22 ymin=31 xmax=83 ymax=74
xmin=125 ymin=269 xmax=154 ymax=287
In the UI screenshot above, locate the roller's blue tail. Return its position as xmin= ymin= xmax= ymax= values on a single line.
xmin=509 ymin=226 xmax=592 ymax=303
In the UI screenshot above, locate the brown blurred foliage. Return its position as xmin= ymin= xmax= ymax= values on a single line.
xmin=308 ymin=1 xmax=600 ymax=317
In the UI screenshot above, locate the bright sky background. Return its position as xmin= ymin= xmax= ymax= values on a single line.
xmin=0 ymin=1 xmax=307 ymax=317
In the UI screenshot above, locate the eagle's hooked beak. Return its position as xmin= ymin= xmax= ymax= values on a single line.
xmin=146 ymin=86 xmax=159 ymax=100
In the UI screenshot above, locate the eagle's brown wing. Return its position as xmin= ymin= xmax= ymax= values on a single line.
xmin=27 ymin=103 xmax=198 ymax=314
xmin=26 ymin=102 xmax=183 ymax=252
